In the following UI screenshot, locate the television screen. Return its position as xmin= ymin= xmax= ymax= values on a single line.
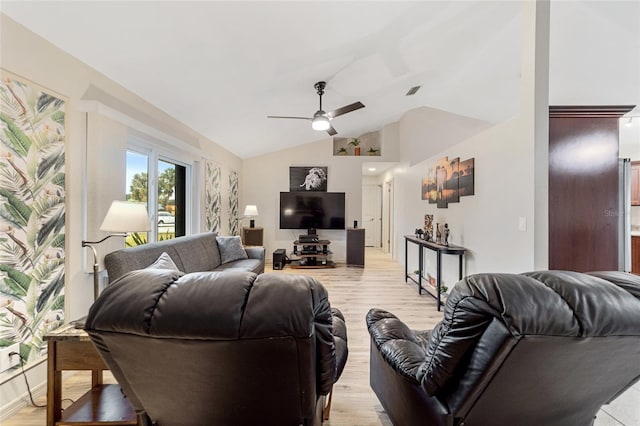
xmin=280 ymin=192 xmax=345 ymax=230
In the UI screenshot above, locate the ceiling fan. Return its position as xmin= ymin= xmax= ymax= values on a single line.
xmin=268 ymin=81 xmax=365 ymax=136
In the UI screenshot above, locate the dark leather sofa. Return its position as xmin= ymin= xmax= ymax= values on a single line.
xmin=86 ymin=269 xmax=348 ymax=426
xmin=367 ymin=270 xmax=640 ymax=426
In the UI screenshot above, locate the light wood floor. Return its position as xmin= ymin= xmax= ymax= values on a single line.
xmin=5 ymin=248 xmax=637 ymax=425
xmin=4 ymin=248 xmax=441 ymax=426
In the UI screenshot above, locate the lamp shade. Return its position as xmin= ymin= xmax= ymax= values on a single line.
xmin=100 ymin=201 xmax=150 ymax=233
xmin=243 ymin=205 xmax=259 ymax=217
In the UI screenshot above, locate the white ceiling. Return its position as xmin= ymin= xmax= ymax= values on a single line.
xmin=2 ymin=1 xmax=639 ymax=159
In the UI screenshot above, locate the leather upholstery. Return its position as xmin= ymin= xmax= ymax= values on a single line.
xmin=86 ymin=270 xmax=347 ymax=426
xmin=367 ymin=270 xmax=640 ymax=426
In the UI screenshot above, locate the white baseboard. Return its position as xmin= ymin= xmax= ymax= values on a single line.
xmin=0 ymin=362 xmax=76 ymax=423
xmin=0 ymin=379 xmax=47 ymax=422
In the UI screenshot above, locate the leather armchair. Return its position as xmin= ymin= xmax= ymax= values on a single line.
xmin=86 ymin=270 xmax=347 ymax=426
xmin=367 ymin=270 xmax=640 ymax=426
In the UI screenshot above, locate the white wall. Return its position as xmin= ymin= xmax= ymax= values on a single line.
xmin=620 ymin=120 xmax=640 ymax=161
xmin=242 ymin=138 xmax=364 ymax=262
xmin=392 ymin=118 xmax=537 ymax=289
xmin=0 ymin=14 xmax=242 ymax=417
xmin=389 ymin=1 xmax=549 ymax=289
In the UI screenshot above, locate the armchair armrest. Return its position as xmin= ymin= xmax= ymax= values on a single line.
xmin=366 ymin=308 xmax=429 ymax=385
xmin=331 ymin=308 xmax=348 ymax=380
xmin=245 ymin=246 xmax=265 ymax=261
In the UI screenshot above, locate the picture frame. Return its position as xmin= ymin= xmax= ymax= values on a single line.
xmin=290 ymin=166 xmax=328 ymax=191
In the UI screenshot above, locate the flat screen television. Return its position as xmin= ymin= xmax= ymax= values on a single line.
xmin=280 ymin=192 xmax=345 ymax=231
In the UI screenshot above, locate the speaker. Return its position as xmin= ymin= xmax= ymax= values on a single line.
xmin=273 ymin=248 xmax=286 ymax=270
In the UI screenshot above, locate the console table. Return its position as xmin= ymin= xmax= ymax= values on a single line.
xmin=404 ymin=235 xmax=467 ymax=311
xmin=45 ymin=323 xmax=140 ymax=426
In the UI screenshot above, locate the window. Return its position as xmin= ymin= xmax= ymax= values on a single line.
xmin=126 ymin=146 xmax=193 ymax=246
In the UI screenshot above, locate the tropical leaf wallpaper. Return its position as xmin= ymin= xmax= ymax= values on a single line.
xmin=205 ymin=160 xmax=221 ymax=234
xmin=0 ymin=74 xmax=66 ymax=362
xmin=228 ymin=171 xmax=239 ymax=236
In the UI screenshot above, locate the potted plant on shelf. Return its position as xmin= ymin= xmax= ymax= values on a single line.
xmin=337 ymin=147 xmax=348 ymax=155
xmin=348 ymin=138 xmax=361 ymax=156
xmin=367 ymin=147 xmax=380 ymax=156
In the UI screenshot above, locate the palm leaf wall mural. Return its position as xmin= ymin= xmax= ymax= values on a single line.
xmin=0 ymin=73 xmax=66 ymax=362
xmin=228 ymin=171 xmax=239 ymax=236
xmin=205 ymin=160 xmax=221 ymax=234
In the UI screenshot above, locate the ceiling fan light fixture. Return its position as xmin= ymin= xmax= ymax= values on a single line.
xmin=311 ymin=112 xmax=330 ymax=131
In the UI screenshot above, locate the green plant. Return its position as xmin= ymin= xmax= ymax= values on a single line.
xmin=126 ymin=230 xmax=175 ymax=247
xmin=337 ymin=147 xmax=348 ymax=154
xmin=367 ymin=147 xmax=379 ymax=154
xmin=348 ymin=138 xmax=361 ymax=147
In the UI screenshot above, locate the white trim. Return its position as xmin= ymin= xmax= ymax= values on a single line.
xmin=78 ymin=100 xmax=202 ymax=157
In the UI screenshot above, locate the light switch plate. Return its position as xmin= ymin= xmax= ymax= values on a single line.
xmin=518 ymin=217 xmax=527 ymax=231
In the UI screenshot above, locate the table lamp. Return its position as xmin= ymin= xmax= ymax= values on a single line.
xmin=243 ymin=205 xmax=259 ymax=228
xmin=82 ymin=201 xmax=150 ymax=301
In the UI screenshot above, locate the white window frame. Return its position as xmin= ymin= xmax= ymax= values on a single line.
xmin=127 ymin=134 xmax=200 ymax=243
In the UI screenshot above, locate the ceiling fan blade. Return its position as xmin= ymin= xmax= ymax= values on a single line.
xmin=326 ymin=124 xmax=338 ymax=136
xmin=267 ymin=115 xmax=311 ymax=120
xmin=327 ymin=101 xmax=365 ymax=119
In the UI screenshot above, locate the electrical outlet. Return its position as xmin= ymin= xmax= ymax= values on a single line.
xmin=0 ymin=343 xmax=20 ymax=372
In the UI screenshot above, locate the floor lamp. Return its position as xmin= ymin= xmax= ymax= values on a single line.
xmin=82 ymin=201 xmax=150 ymax=301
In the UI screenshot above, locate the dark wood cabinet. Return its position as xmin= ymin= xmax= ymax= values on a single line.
xmin=633 ymin=236 xmax=640 ymax=274
xmin=548 ymin=105 xmax=633 ymax=272
xmin=347 ymin=228 xmax=365 ymax=267
xmin=631 ymin=162 xmax=640 ymax=206
xmin=242 ymin=227 xmax=263 ymax=246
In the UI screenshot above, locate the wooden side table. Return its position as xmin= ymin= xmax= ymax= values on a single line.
xmin=45 ymin=323 xmax=139 ymax=426
xmin=242 ymin=227 xmax=264 ymax=246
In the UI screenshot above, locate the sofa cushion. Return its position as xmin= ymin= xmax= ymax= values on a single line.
xmin=215 ymin=258 xmax=264 ymax=274
xmin=105 ymin=233 xmax=223 ymax=283
xmin=217 ymin=236 xmax=248 ymax=264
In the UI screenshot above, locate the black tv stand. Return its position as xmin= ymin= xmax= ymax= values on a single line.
xmin=290 ymin=239 xmax=335 ymax=269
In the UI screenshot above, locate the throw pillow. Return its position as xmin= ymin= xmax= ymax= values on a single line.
xmin=216 ymin=236 xmax=248 ymax=264
xmin=146 ymin=252 xmax=180 ymax=271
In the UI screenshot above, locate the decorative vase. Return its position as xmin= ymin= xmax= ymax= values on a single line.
xmin=354 ymin=146 xmax=361 ymax=156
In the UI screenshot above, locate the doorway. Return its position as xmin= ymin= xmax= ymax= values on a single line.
xmin=362 ymin=184 xmax=382 ymax=247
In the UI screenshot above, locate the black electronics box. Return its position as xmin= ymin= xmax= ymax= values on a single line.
xmin=299 ymin=234 xmax=319 ymax=243
xmin=273 ymin=248 xmax=286 ymax=270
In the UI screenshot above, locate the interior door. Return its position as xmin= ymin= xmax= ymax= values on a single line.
xmin=363 ymin=184 xmax=382 ymax=247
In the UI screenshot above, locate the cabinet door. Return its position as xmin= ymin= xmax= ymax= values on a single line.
xmin=633 ymin=236 xmax=640 ymax=274
xmin=631 ymin=163 xmax=640 ymax=206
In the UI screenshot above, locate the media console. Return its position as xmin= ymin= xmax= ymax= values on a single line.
xmin=289 ymin=239 xmax=335 ymax=268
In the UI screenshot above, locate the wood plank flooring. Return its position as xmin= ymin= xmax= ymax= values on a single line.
xmin=4 ymin=248 xmax=440 ymax=426
xmin=5 ymin=248 xmax=637 ymax=425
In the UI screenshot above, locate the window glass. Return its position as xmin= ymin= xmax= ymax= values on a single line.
xmin=126 ymin=150 xmax=149 ymax=246
xmin=126 ymin=149 xmax=191 ymax=245
xmin=157 ymin=160 xmax=186 ymax=240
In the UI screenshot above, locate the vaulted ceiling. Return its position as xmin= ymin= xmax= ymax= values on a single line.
xmin=3 ymin=1 xmax=638 ymax=159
